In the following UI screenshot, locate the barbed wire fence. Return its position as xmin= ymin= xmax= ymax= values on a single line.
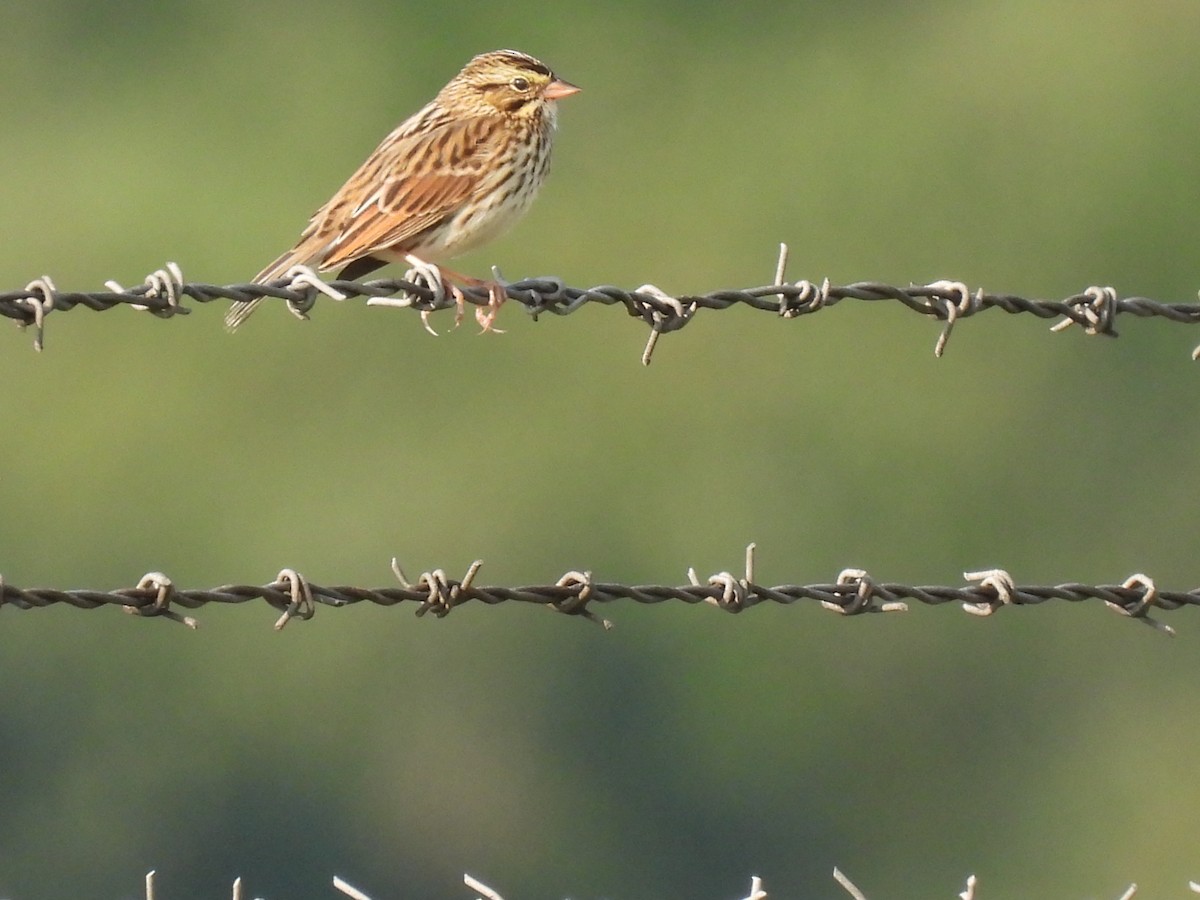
xmin=8 ymin=253 xmax=1200 ymax=894
xmin=0 ymin=546 xmax=1188 ymax=635
xmin=6 ymin=245 xmax=1200 ymax=362
xmin=4 ymin=258 xmax=1195 ymax=631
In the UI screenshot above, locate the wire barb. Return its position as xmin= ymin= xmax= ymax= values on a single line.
xmin=833 ymin=868 xmax=868 ymax=900
xmin=104 ymin=262 xmax=191 ymax=320
xmin=122 ymin=572 xmax=198 ymax=629
xmin=1106 ymin=573 xmax=1175 ymax=636
xmin=553 ymin=569 xmax=613 ymax=629
xmin=921 ymin=279 xmax=979 ymax=356
xmin=826 ymin=568 xmax=907 ymax=615
xmin=271 ymin=568 xmax=316 ymax=630
xmin=18 ymin=275 xmax=56 ymax=351
xmin=687 ymin=543 xmax=760 ymax=612
xmin=333 ymin=876 xmax=373 ymax=900
xmin=464 ymin=874 xmax=506 ymax=900
xmin=283 ymin=264 xmax=348 ymax=320
xmin=1051 ymin=285 xmax=1119 ymax=336
xmin=962 ymin=568 xmax=1017 ymax=617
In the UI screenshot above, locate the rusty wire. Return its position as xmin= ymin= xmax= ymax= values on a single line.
xmin=6 ymin=248 xmax=1200 ymax=361
xmin=0 ymin=549 xmax=1190 ymax=634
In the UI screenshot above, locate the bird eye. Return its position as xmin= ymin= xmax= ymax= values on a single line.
xmin=512 ymin=76 xmax=530 ymax=92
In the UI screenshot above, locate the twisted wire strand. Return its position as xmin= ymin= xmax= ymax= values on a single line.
xmin=0 ymin=557 xmax=1188 ymax=634
xmin=6 ymin=250 xmax=1200 ymax=359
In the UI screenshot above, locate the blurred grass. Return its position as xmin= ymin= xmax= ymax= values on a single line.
xmin=4 ymin=1 xmax=1200 ymax=897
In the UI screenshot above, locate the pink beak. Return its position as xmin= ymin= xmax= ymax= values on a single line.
xmin=543 ymin=79 xmax=581 ymax=101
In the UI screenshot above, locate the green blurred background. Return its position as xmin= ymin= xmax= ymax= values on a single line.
xmin=4 ymin=1 xmax=1200 ymax=896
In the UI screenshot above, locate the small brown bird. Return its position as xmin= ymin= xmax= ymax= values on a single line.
xmin=226 ymin=49 xmax=579 ymax=331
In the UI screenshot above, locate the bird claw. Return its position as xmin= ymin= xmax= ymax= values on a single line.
xmin=450 ymin=284 xmax=467 ymax=332
xmin=475 ymin=283 xmax=507 ymax=333
xmin=475 ymin=268 xmax=510 ymax=333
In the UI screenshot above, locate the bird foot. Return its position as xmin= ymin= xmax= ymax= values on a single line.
xmin=404 ymin=255 xmax=508 ymax=335
xmin=474 ymin=281 xmax=507 ymax=334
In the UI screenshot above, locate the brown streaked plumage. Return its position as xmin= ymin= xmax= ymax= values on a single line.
xmin=226 ymin=49 xmax=578 ymax=331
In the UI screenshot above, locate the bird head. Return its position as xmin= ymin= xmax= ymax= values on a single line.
xmin=444 ymin=49 xmax=580 ymax=119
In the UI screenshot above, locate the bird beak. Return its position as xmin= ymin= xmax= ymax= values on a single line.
xmin=543 ymin=79 xmax=581 ymax=101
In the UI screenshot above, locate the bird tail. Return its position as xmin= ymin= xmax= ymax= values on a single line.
xmin=224 ymin=250 xmax=303 ymax=332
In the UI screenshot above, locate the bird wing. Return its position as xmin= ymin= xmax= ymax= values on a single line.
xmin=256 ymin=114 xmax=496 ymax=282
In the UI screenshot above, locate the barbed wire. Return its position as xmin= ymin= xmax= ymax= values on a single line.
xmin=129 ymin=868 xmax=1198 ymax=899
xmin=7 ymin=247 xmax=1200 ymax=361
xmin=1 ymin=547 xmax=1189 ymax=634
